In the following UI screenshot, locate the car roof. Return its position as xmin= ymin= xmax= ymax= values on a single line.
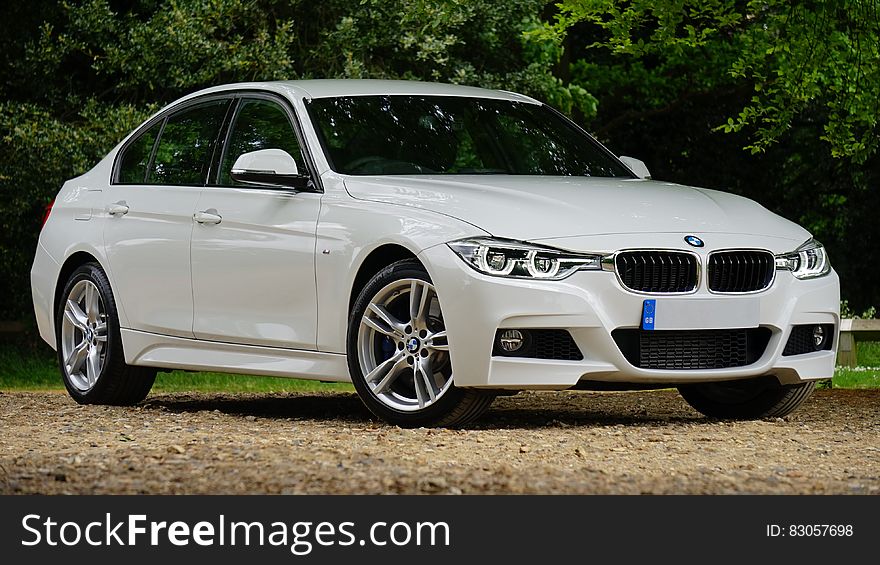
xmin=178 ymin=79 xmax=540 ymax=105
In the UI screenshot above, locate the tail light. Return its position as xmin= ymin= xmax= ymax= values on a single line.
xmin=41 ymin=199 xmax=55 ymax=228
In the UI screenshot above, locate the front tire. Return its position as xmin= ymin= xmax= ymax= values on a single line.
xmin=678 ymin=377 xmax=815 ymax=419
xmin=347 ymin=259 xmax=494 ymax=427
xmin=56 ymin=262 xmax=156 ymax=405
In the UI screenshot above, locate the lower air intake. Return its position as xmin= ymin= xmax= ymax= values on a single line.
xmin=612 ymin=328 xmax=771 ymax=370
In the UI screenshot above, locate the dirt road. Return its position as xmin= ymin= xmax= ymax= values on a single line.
xmin=1 ymin=389 xmax=878 ymax=494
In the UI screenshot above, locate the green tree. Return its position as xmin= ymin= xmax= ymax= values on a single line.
xmin=545 ymin=0 xmax=880 ymax=162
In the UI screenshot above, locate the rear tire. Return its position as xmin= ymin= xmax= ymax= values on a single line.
xmin=56 ymin=262 xmax=156 ymax=405
xmin=678 ymin=377 xmax=814 ymax=419
xmin=347 ymin=259 xmax=494 ymax=427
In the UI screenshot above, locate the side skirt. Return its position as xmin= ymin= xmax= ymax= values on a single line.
xmin=120 ymin=329 xmax=350 ymax=382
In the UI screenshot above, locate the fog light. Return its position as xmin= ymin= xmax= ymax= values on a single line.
xmin=499 ymin=329 xmax=525 ymax=352
xmin=812 ymin=325 xmax=826 ymax=349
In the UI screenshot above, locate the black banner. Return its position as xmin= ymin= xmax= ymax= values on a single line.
xmin=1 ymin=496 xmax=873 ymax=563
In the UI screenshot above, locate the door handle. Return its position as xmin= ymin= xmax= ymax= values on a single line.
xmin=193 ymin=209 xmax=222 ymax=225
xmin=107 ymin=201 xmax=129 ymax=216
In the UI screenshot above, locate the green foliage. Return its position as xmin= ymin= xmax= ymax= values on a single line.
xmin=549 ymin=0 xmax=880 ymax=162
xmin=840 ymin=301 xmax=877 ymax=320
xmin=18 ymin=0 xmax=298 ymax=101
xmin=312 ymin=0 xmax=593 ymax=116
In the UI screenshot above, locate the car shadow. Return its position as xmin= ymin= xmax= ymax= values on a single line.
xmin=143 ymin=392 xmax=371 ymax=422
xmin=475 ymin=408 xmax=702 ymax=429
xmin=141 ymin=391 xmax=702 ymax=429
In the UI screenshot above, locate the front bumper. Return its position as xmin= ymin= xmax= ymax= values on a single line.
xmin=419 ymin=244 xmax=840 ymax=390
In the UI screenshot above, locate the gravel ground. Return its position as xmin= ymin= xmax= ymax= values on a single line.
xmin=1 ymin=389 xmax=878 ymax=494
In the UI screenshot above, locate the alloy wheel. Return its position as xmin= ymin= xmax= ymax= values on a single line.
xmin=60 ymin=280 xmax=108 ymax=392
xmin=357 ymin=278 xmax=453 ymax=411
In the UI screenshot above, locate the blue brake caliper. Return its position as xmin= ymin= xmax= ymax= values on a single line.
xmin=380 ymin=336 xmax=395 ymax=361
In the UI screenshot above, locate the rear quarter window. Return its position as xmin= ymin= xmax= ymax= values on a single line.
xmin=117 ymin=122 xmax=161 ymax=183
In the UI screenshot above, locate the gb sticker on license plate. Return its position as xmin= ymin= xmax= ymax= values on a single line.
xmin=641 ymin=299 xmax=656 ymax=331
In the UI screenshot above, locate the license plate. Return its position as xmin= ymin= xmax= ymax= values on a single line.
xmin=642 ymin=298 xmax=759 ymax=331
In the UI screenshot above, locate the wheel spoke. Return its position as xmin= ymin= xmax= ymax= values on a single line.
xmin=362 ymin=315 xmax=400 ymax=339
xmin=365 ymin=350 xmax=405 ymax=384
xmin=372 ymin=354 xmax=409 ymax=395
xmin=86 ymin=347 xmax=101 ymax=386
xmin=409 ymin=281 xmax=430 ymax=328
xmin=66 ymin=341 xmax=88 ymax=374
xmin=417 ymin=357 xmax=437 ymax=403
xmin=366 ymin=303 xmax=406 ymax=337
xmin=65 ymin=300 xmax=88 ymax=330
xmin=94 ymin=322 xmax=108 ymax=342
xmin=84 ymin=283 xmax=100 ymax=324
xmin=425 ymin=330 xmax=449 ymax=351
xmin=413 ymin=365 xmax=427 ymax=408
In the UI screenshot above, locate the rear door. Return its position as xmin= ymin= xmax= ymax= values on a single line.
xmin=104 ymin=98 xmax=230 ymax=337
xmin=190 ymin=95 xmax=321 ymax=349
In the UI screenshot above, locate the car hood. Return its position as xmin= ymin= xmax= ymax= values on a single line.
xmin=343 ymin=175 xmax=810 ymax=246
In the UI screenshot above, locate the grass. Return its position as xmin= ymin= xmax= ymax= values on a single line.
xmin=1 ymin=342 xmax=878 ymax=392
xmin=0 ymin=343 xmax=353 ymax=393
xmin=827 ymin=341 xmax=880 ymax=389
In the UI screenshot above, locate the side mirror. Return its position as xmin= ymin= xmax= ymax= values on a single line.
xmin=230 ymin=149 xmax=311 ymax=189
xmin=618 ymin=156 xmax=651 ymax=180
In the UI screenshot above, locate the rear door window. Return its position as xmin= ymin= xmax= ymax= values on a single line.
xmin=148 ymin=100 xmax=229 ymax=186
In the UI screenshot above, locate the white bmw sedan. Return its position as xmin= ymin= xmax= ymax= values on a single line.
xmin=31 ymin=80 xmax=839 ymax=426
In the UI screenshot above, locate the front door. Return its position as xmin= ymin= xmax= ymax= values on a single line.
xmin=190 ymin=96 xmax=320 ymax=349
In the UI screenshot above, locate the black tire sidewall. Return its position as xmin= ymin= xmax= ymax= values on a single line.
xmin=346 ymin=260 xmax=469 ymax=427
xmin=55 ymin=263 xmax=124 ymax=404
xmin=678 ymin=379 xmax=812 ymax=419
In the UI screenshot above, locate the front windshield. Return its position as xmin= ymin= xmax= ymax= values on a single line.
xmin=306 ymin=95 xmax=632 ymax=177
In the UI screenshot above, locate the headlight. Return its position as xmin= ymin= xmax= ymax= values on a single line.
xmin=775 ymin=239 xmax=831 ymax=279
xmin=447 ymin=238 xmax=602 ymax=280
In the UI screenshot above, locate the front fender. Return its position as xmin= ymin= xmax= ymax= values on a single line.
xmin=315 ymin=181 xmax=487 ymax=353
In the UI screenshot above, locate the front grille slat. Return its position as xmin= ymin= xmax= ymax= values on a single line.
xmin=707 ymin=250 xmax=774 ymax=293
xmin=612 ymin=328 xmax=771 ymax=370
xmin=638 ymin=254 xmax=647 ymax=292
xmin=733 ymin=254 xmax=742 ymax=292
xmin=733 ymin=253 xmax=741 ymax=292
xmin=747 ymin=253 xmax=756 ymax=293
xmin=651 ymin=255 xmax=661 ymax=292
xmin=616 ymin=251 xmax=697 ymax=293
